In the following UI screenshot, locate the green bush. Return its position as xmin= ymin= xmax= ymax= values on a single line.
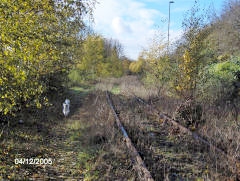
xmin=68 ymin=69 xmax=85 ymax=86
xmin=197 ymin=56 xmax=240 ymax=104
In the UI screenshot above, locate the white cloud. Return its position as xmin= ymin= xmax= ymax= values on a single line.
xmin=93 ymin=0 xmax=181 ymax=60
xmin=111 ymin=17 xmax=132 ymax=35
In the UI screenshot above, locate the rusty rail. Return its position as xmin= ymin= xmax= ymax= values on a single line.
xmin=106 ymin=91 xmax=154 ymax=181
xmin=133 ymin=94 xmax=240 ymax=173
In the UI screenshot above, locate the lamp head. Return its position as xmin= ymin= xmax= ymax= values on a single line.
xmin=169 ymin=1 xmax=174 ymax=3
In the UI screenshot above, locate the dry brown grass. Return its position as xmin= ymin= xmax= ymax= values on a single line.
xmin=110 ymin=93 xmax=236 ymax=180
xmin=199 ymin=105 xmax=240 ymax=164
xmin=96 ymin=75 xmax=240 ymax=179
xmin=95 ymin=75 xmax=159 ymax=99
xmin=72 ymin=92 xmax=138 ymax=180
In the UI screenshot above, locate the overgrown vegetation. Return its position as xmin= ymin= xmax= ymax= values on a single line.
xmin=0 ymin=0 xmax=95 ymax=115
xmin=133 ymin=0 xmax=240 ymax=118
xmin=109 ymin=91 xmax=235 ymax=180
xmin=0 ymin=88 xmax=138 ymax=180
xmin=68 ymin=35 xmax=126 ymax=85
xmin=1 ymin=0 xmax=240 ymax=180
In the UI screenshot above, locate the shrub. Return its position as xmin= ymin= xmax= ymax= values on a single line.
xmin=197 ymin=56 xmax=240 ymax=105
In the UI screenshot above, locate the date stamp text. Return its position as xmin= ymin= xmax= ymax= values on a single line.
xmin=14 ymin=158 xmax=52 ymax=165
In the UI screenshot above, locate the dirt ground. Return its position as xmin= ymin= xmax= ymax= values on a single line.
xmin=0 ymin=89 xmax=137 ymax=180
xmin=1 ymin=85 xmax=239 ymax=180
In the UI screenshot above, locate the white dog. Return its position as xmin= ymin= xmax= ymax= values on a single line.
xmin=63 ymin=99 xmax=70 ymax=117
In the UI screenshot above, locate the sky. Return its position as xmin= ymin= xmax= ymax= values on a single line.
xmin=92 ymin=0 xmax=227 ymax=60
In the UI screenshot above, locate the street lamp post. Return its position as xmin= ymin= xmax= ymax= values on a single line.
xmin=168 ymin=1 xmax=174 ymax=54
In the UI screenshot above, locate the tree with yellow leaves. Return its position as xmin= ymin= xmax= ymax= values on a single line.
xmin=0 ymin=0 xmax=94 ymax=115
xmin=175 ymin=50 xmax=196 ymax=96
xmin=69 ymin=34 xmax=124 ymax=84
xmin=175 ymin=1 xmax=211 ymax=97
xmin=129 ymin=59 xmax=144 ymax=74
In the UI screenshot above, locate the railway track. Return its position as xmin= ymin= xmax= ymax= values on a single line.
xmin=133 ymin=95 xmax=240 ymax=166
xmin=106 ymin=91 xmax=240 ymax=180
xmin=106 ymin=91 xmax=154 ymax=181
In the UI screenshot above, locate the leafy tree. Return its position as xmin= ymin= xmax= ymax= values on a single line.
xmin=175 ymin=1 xmax=212 ymax=97
xmin=76 ymin=35 xmax=105 ymax=80
xmin=138 ymin=34 xmax=173 ymax=95
xmin=121 ymin=57 xmax=131 ymax=75
xmin=0 ymin=0 xmax=94 ymax=115
xmin=175 ymin=50 xmax=194 ymax=96
xmin=102 ymin=38 xmax=124 ymax=77
xmin=69 ymin=34 xmax=124 ymax=84
xmin=129 ymin=57 xmax=144 ymax=74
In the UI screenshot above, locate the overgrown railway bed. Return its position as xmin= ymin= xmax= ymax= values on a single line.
xmin=106 ymin=91 xmax=239 ymax=180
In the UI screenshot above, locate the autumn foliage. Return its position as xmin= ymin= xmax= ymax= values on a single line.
xmin=0 ymin=0 xmax=94 ymax=114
